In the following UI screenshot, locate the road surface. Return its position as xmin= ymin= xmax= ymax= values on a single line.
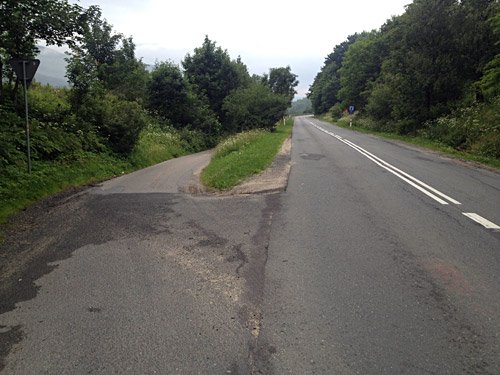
xmin=258 ymin=116 xmax=500 ymax=374
xmin=0 ymin=116 xmax=499 ymax=374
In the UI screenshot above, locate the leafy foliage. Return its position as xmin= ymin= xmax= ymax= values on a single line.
xmin=222 ymin=82 xmax=289 ymax=132
xmin=308 ymin=0 xmax=500 ymax=158
xmin=147 ymin=61 xmax=221 ymax=140
xmin=0 ymin=4 xmax=300 ymax=224
xmin=264 ymin=66 xmax=299 ymax=106
xmin=182 ymin=36 xmax=250 ymax=118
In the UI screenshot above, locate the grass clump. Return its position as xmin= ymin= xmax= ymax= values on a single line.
xmin=201 ymin=119 xmax=293 ymax=190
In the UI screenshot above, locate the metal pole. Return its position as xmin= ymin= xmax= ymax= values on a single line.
xmin=22 ymin=61 xmax=31 ymax=174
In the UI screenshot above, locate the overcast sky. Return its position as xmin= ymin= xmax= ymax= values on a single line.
xmin=70 ymin=0 xmax=410 ymax=98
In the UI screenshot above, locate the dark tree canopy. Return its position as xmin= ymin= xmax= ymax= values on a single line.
xmin=182 ymin=36 xmax=249 ymax=118
xmin=308 ymin=0 xmax=499 ymax=131
xmin=265 ymin=66 xmax=299 ymax=105
xmin=0 ymin=0 xmax=97 ymax=101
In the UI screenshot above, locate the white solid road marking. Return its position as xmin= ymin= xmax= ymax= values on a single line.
xmin=307 ymin=120 xmax=500 ymax=231
xmin=308 ymin=121 xmax=461 ymax=205
xmin=463 ymin=213 xmax=500 ymax=230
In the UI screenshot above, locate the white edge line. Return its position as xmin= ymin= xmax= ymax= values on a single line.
xmin=340 ymin=137 xmax=462 ymax=205
xmin=463 ymin=213 xmax=500 ymax=230
xmin=310 ymin=123 xmax=450 ymax=205
xmin=314 ymin=123 xmax=461 ymax=204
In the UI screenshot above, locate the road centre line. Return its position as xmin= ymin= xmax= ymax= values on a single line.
xmin=308 ymin=121 xmax=462 ymax=206
xmin=463 ymin=213 xmax=500 ymax=230
xmin=307 ymin=120 xmax=500 ymax=231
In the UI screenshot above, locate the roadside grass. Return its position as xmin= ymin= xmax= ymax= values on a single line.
xmin=0 ymin=152 xmax=132 ymax=230
xmin=319 ymin=114 xmax=500 ymax=170
xmin=201 ymin=119 xmax=293 ymax=190
xmin=0 ymin=124 xmax=206 ymax=233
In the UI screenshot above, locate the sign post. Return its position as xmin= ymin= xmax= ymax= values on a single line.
xmin=348 ymin=106 xmax=355 ymax=128
xmin=8 ymin=59 xmax=40 ymax=174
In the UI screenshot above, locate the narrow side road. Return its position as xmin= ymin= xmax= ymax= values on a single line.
xmin=0 ymin=149 xmax=287 ymax=374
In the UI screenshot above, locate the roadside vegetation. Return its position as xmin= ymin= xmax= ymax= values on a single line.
xmin=0 ymin=0 xmax=299 ymax=227
xmin=320 ymin=113 xmax=500 ymax=169
xmin=308 ymin=0 xmax=500 ymax=165
xmin=201 ymin=118 xmax=293 ymax=190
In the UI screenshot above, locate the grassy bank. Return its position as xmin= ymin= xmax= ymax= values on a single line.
xmin=0 ymin=152 xmax=131 ymax=225
xmin=0 ymin=124 xmax=207 ymax=229
xmin=201 ymin=118 xmax=293 ymax=190
xmin=319 ymin=114 xmax=500 ymax=170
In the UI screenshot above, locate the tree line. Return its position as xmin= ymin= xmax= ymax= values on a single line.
xmin=0 ymin=0 xmax=298 ymax=168
xmin=308 ymin=0 xmax=500 ymax=158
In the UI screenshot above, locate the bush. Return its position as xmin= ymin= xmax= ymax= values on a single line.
xmin=0 ymin=109 xmax=26 ymax=167
xmin=100 ymin=94 xmax=147 ymax=155
xmin=425 ymin=98 xmax=500 ymax=158
xmin=328 ymin=102 xmax=345 ymax=120
xmin=222 ymin=83 xmax=289 ymax=133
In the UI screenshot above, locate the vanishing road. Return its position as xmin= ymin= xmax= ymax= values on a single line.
xmin=1 ymin=116 xmax=499 ymax=374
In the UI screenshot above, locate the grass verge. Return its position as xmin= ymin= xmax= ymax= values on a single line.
xmin=0 ymin=152 xmax=132 ymax=229
xmin=319 ymin=115 xmax=500 ymax=170
xmin=201 ymin=119 xmax=293 ymax=190
xmin=0 ymin=124 xmax=208 ymax=233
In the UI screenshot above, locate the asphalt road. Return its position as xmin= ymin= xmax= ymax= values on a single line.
xmin=0 ymin=150 xmax=288 ymax=374
xmin=258 ymin=116 xmax=500 ymax=374
xmin=0 ymin=116 xmax=499 ymax=374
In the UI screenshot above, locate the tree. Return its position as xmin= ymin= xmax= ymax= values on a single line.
xmin=148 ymin=62 xmax=191 ymax=125
xmin=307 ymin=34 xmax=360 ymax=114
xmin=222 ymin=82 xmax=289 ymax=133
xmin=65 ymin=10 xmax=122 ymax=103
xmin=148 ymin=61 xmax=220 ymax=136
xmin=0 ymin=0 xmax=96 ymax=102
xmin=182 ymin=36 xmax=249 ymax=118
xmin=479 ymin=2 xmax=500 ymax=99
xmin=338 ymin=31 xmax=386 ymax=112
xmin=265 ymin=66 xmax=298 ymax=105
xmin=374 ymin=0 xmax=499 ymax=131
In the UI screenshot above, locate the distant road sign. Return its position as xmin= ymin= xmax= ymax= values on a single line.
xmin=348 ymin=105 xmax=355 ymax=115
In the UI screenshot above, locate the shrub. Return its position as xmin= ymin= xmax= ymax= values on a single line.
xmin=328 ymin=102 xmax=345 ymax=120
xmin=100 ymin=94 xmax=147 ymax=155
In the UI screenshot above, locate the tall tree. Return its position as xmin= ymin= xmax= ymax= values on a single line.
xmin=65 ymin=10 xmax=122 ymax=102
xmin=478 ymin=2 xmax=500 ymax=99
xmin=182 ymin=36 xmax=249 ymax=118
xmin=338 ymin=31 xmax=386 ymax=111
xmin=148 ymin=61 xmax=220 ymax=136
xmin=0 ymin=0 xmax=96 ymax=101
xmin=307 ymin=34 xmax=360 ymax=114
xmin=265 ymin=66 xmax=299 ymax=105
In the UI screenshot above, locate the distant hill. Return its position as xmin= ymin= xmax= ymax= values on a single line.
xmin=35 ymin=46 xmax=69 ymax=87
xmin=33 ymin=46 xmax=154 ymax=87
